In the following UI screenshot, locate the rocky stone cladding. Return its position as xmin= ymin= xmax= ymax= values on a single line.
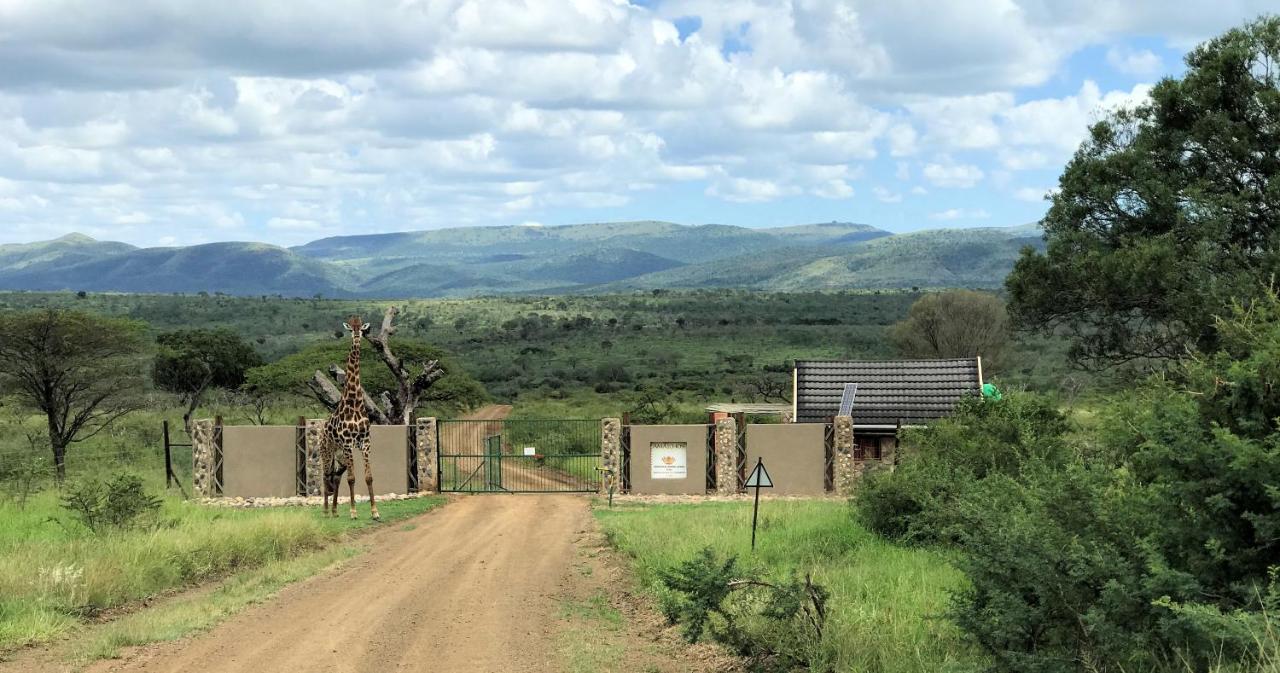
xmin=600 ymin=418 xmax=621 ymax=495
xmin=714 ymin=417 xmax=738 ymax=495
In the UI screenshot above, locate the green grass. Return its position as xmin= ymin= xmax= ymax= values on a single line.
xmin=72 ymin=544 xmax=359 ymax=662
xmin=595 ymin=500 xmax=985 ymax=673
xmin=0 ymin=489 xmax=444 ymax=652
xmin=557 ymin=590 xmax=627 ymax=673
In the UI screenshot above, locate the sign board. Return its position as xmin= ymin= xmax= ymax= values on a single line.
xmin=523 ymin=446 xmax=537 ymax=456
xmin=745 ymin=461 xmax=773 ymax=488
xmin=650 ymin=442 xmax=687 ymax=479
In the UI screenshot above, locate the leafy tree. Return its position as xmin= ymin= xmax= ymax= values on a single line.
xmin=1007 ymin=16 xmax=1280 ymax=368
xmin=244 ymin=338 xmax=487 ymax=417
xmin=0 ymin=310 xmax=145 ymax=480
xmin=946 ymin=288 xmax=1280 ymax=672
xmin=152 ymin=328 xmax=264 ymax=436
xmin=889 ymin=290 xmax=1010 ymax=368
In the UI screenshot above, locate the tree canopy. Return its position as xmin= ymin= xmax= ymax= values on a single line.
xmin=153 ymin=328 xmax=264 ymax=395
xmin=0 ymin=310 xmax=146 ymax=479
xmin=245 ymin=338 xmax=487 ymax=416
xmin=1007 ymin=16 xmax=1280 ymax=368
xmin=889 ymin=290 xmax=1009 ymax=369
xmin=153 ymin=328 xmax=265 ymax=433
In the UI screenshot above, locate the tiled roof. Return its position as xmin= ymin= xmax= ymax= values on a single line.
xmin=795 ymin=358 xmax=981 ymax=425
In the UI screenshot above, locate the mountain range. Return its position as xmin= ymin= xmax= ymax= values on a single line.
xmin=0 ymin=221 xmax=1044 ymax=298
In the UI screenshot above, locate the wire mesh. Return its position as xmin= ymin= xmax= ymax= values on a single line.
xmin=436 ymin=419 xmax=601 ymax=493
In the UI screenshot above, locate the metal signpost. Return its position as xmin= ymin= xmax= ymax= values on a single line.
xmin=745 ymin=457 xmax=773 ymax=551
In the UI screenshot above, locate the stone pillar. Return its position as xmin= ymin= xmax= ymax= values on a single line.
xmin=416 ymin=417 xmax=438 ymax=493
xmin=191 ymin=418 xmax=216 ymax=498
xmin=600 ymin=418 xmax=621 ymax=495
xmin=303 ymin=419 xmax=324 ymax=496
xmin=714 ymin=417 xmax=738 ymax=495
xmin=833 ymin=415 xmax=859 ymax=497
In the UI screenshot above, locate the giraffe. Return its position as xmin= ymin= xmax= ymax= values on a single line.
xmin=318 ymin=316 xmax=380 ymax=520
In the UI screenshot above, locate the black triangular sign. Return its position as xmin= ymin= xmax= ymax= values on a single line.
xmin=745 ymin=461 xmax=773 ymax=488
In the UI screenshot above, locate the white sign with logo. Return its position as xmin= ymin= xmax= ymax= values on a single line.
xmin=523 ymin=446 xmax=537 ymax=456
xmin=650 ymin=442 xmax=687 ymax=480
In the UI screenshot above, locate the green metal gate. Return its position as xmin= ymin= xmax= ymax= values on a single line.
xmin=437 ymin=419 xmax=601 ymax=493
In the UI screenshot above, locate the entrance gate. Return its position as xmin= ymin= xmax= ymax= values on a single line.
xmin=437 ymin=419 xmax=601 ymax=493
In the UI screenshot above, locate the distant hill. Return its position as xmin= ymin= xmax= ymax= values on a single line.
xmin=0 ymin=233 xmax=136 ymax=272
xmin=0 ymin=241 xmax=351 ymax=296
xmin=600 ymin=226 xmax=1044 ymax=291
xmin=0 ymin=221 xmax=1041 ymax=297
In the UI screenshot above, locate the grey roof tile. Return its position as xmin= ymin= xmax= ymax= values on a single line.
xmin=795 ymin=358 xmax=981 ymax=425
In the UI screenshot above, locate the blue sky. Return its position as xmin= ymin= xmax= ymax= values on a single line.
xmin=0 ymin=1 xmax=1271 ymax=246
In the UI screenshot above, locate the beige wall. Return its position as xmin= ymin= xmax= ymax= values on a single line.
xmin=629 ymin=425 xmax=708 ymax=495
xmin=348 ymin=425 xmax=410 ymax=495
xmin=222 ymin=426 xmax=297 ymax=498
xmin=745 ymin=423 xmax=827 ymax=495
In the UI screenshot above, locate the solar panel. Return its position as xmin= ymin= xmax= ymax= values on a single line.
xmin=838 ymin=383 xmax=858 ymax=415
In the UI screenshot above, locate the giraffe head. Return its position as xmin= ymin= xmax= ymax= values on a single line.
xmin=342 ymin=316 xmax=370 ymax=338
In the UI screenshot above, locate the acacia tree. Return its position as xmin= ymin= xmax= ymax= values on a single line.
xmin=0 ymin=310 xmax=146 ymax=480
xmin=1006 ymin=16 xmax=1280 ymax=368
xmin=245 ymin=307 xmax=486 ymax=423
xmin=889 ymin=290 xmax=1009 ymax=369
xmin=152 ymin=328 xmax=264 ymax=436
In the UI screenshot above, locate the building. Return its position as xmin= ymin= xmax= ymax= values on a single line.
xmin=792 ymin=358 xmax=984 ymax=458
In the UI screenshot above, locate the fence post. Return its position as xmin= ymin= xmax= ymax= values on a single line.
xmin=303 ymin=419 xmax=324 ymax=496
xmin=163 ymin=420 xmax=172 ymax=489
xmin=600 ymin=418 xmax=621 ymax=496
xmin=415 ymin=417 xmax=438 ymax=494
xmin=833 ymin=415 xmax=858 ymax=496
xmin=191 ymin=418 xmax=215 ymax=498
xmin=713 ymin=417 xmax=737 ymax=495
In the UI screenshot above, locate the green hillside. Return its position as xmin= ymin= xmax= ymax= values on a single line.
xmin=605 ymin=226 xmax=1042 ymax=291
xmin=0 ymin=222 xmax=1040 ymax=296
xmin=0 ymin=233 xmax=136 ymax=271
xmin=0 ymin=241 xmax=352 ymax=296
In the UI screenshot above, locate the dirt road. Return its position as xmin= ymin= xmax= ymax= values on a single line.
xmin=69 ymin=495 xmax=709 ymax=673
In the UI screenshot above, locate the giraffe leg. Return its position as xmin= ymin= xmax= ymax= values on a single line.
xmin=345 ymin=448 xmax=358 ymax=519
xmin=362 ymin=441 xmax=379 ymax=521
xmin=329 ymin=471 xmax=341 ymax=517
xmin=319 ymin=462 xmax=329 ymax=516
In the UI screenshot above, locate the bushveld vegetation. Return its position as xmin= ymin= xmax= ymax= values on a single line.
xmin=0 ymin=475 xmax=443 ymax=650
xmin=597 ymin=501 xmax=981 ymax=673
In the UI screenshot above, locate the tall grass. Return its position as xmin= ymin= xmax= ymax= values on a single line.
xmin=0 ymin=488 xmax=443 ymax=651
xmin=596 ymin=500 xmax=985 ymax=673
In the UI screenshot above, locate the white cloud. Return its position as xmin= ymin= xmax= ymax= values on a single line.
xmin=872 ymin=185 xmax=902 ymax=203
xmin=1106 ymin=46 xmax=1163 ymax=76
xmin=0 ymin=0 xmax=1270 ymax=245
xmin=922 ymin=157 xmax=985 ymax=188
xmin=930 ymin=208 xmax=990 ymax=220
xmin=812 ymin=179 xmax=854 ymax=199
xmin=1014 ymin=186 xmax=1054 ymax=202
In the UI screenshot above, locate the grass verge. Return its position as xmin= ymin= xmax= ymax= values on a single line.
xmin=595 ymin=499 xmax=985 ymax=673
xmin=0 ymin=492 xmax=444 ymax=654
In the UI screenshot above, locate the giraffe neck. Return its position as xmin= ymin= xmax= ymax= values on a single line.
xmin=339 ymin=333 xmax=364 ymax=414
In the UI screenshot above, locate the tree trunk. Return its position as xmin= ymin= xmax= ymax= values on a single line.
xmin=51 ymin=440 xmax=67 ymax=482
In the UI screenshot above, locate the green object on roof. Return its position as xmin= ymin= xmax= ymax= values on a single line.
xmin=981 ymin=383 xmax=1002 ymax=400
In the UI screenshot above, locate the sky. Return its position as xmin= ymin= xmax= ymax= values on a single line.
xmin=0 ymin=1 xmax=1275 ymax=247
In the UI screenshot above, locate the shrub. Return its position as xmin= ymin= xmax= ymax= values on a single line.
xmin=853 ymin=393 xmax=1072 ymax=543
xmin=60 ymin=473 xmax=163 ymax=533
xmin=947 ymin=290 xmax=1280 ymax=672
xmin=657 ymin=547 xmax=831 ymax=669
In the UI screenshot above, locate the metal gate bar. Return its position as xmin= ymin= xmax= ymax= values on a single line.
xmin=436 ymin=419 xmax=601 ymax=493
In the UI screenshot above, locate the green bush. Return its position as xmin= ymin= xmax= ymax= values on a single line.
xmin=657 ymin=546 xmax=831 ymax=670
xmin=853 ymin=393 xmax=1072 ymax=543
xmin=60 ymin=473 xmax=163 ymax=534
xmin=947 ymin=292 xmax=1280 ymax=672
